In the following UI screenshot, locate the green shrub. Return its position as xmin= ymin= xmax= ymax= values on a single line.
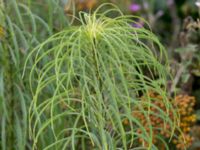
xmin=24 ymin=3 xmax=179 ymax=150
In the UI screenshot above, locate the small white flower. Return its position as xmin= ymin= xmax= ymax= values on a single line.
xmin=195 ymin=1 xmax=200 ymax=7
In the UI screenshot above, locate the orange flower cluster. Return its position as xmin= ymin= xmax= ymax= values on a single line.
xmin=123 ymin=92 xmax=196 ymax=149
xmin=172 ymin=95 xmax=196 ymax=150
xmin=134 ymin=91 xmax=174 ymax=147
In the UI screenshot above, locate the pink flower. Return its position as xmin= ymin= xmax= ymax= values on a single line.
xmin=129 ymin=3 xmax=141 ymax=12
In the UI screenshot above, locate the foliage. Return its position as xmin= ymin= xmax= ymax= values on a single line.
xmin=24 ymin=4 xmax=179 ymax=150
xmin=0 ymin=0 xmax=69 ymax=150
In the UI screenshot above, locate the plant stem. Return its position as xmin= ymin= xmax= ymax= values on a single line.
xmin=91 ymin=38 xmax=108 ymax=149
xmin=170 ymin=64 xmax=185 ymax=95
xmin=91 ymin=38 xmax=103 ymax=92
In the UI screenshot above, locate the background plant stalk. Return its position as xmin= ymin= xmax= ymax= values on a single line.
xmin=1 ymin=0 xmax=15 ymax=149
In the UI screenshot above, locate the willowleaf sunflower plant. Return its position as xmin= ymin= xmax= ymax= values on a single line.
xmin=24 ymin=4 xmax=180 ymax=150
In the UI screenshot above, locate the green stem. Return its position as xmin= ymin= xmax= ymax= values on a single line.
xmin=91 ymin=39 xmax=108 ymax=149
xmin=91 ymin=39 xmax=103 ymax=92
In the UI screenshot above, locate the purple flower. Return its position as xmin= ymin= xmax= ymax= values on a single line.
xmin=129 ymin=3 xmax=141 ymax=12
